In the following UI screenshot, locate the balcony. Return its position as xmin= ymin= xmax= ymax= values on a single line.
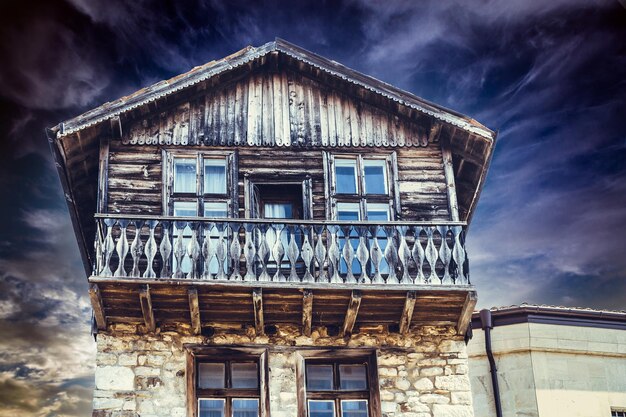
xmin=89 ymin=215 xmax=476 ymax=336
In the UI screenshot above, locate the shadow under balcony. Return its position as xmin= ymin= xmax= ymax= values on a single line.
xmin=89 ymin=214 xmax=476 ymax=336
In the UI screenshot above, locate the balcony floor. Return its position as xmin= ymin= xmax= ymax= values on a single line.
xmin=89 ymin=276 xmax=476 ymax=337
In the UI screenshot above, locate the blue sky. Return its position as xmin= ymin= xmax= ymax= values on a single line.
xmin=0 ymin=0 xmax=625 ymax=415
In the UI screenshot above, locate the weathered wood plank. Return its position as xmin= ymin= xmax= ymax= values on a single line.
xmin=89 ymin=284 xmax=107 ymax=330
xmin=139 ymin=285 xmax=156 ymax=332
xmin=340 ymin=290 xmax=362 ymax=337
xmin=188 ymin=287 xmax=201 ymax=335
xmin=457 ymin=291 xmax=477 ymax=335
xmin=399 ymin=291 xmax=417 ymax=334
xmin=253 ymin=288 xmax=264 ymax=335
xmin=302 ymin=289 xmax=313 ymax=337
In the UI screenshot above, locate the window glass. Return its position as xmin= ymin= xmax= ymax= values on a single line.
xmin=366 ymin=203 xmax=389 ymax=221
xmin=309 ymin=400 xmax=335 ymax=417
xmin=232 ymin=399 xmax=259 ymax=417
xmin=363 ymin=160 xmax=387 ymax=195
xmin=204 ymin=202 xmax=228 ymax=218
xmin=174 ymin=158 xmax=197 ymax=193
xmin=204 ymin=158 xmax=227 ymax=194
xmin=199 ymin=399 xmax=225 ymax=417
xmin=306 ymin=365 xmax=334 ymax=390
xmin=335 ymin=159 xmax=358 ymax=194
xmin=341 ymin=400 xmax=368 ymax=417
xmin=339 ymin=365 xmax=367 ymax=390
xmin=264 ymin=203 xmax=293 ymax=219
xmin=174 ymin=201 xmax=197 ymax=217
xmin=231 ymin=363 xmax=258 ymax=389
xmin=198 ymin=363 xmax=225 ymax=389
xmin=337 ymin=203 xmax=361 ymax=221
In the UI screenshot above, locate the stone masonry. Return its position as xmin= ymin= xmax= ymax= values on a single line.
xmin=93 ymin=323 xmax=473 ymax=417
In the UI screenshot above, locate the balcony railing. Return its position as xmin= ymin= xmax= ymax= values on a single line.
xmin=93 ymin=214 xmax=469 ymax=286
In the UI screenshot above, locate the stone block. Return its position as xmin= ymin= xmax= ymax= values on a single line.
xmin=93 ymin=397 xmax=124 ymax=409
xmin=118 ymin=354 xmax=137 ymax=366
xmin=381 ymin=401 xmax=398 ymax=413
xmin=420 ymin=367 xmax=444 ymax=377
xmin=432 ymin=404 xmax=473 ymax=417
xmin=434 ymin=375 xmax=470 ymax=391
xmin=413 ymin=377 xmax=434 ymax=391
xmin=97 ymin=353 xmax=118 ymax=366
xmin=451 ymin=391 xmax=472 ymax=405
xmin=378 ymin=367 xmax=398 ymax=377
xmin=95 ymin=367 xmax=135 ymax=391
xmin=419 ymin=393 xmax=450 ymax=404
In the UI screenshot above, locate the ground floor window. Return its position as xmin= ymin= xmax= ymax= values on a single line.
xmin=612 ymin=410 xmax=626 ymax=417
xmin=297 ymin=350 xmax=380 ymax=417
xmin=187 ymin=347 xmax=268 ymax=417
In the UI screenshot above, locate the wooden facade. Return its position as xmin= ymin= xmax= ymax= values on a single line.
xmin=49 ymin=39 xmax=495 ymax=337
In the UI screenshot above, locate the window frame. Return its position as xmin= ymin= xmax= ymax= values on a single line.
xmin=325 ymin=153 xmax=398 ymax=221
xmin=163 ymin=149 xmax=238 ymax=218
xmin=296 ymin=350 xmax=381 ymax=417
xmin=186 ymin=346 xmax=269 ymax=417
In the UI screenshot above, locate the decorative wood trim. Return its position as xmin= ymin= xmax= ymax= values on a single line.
xmin=188 ymin=287 xmax=201 ymax=335
xmin=139 ymin=285 xmax=156 ymax=332
xmin=295 ymin=352 xmax=307 ymax=417
xmin=253 ymin=288 xmax=264 ymax=335
xmin=390 ymin=151 xmax=401 ymax=219
xmin=441 ymin=128 xmax=460 ymax=222
xmin=302 ymin=289 xmax=313 ymax=337
xmin=186 ymin=348 xmax=197 ymax=417
xmin=457 ymin=290 xmax=477 ymax=335
xmin=96 ymin=135 xmax=110 ymax=213
xmin=399 ymin=290 xmax=417 ymax=334
xmin=259 ymin=348 xmax=270 ymax=417
xmin=367 ymin=351 xmax=382 ymax=417
xmin=322 ymin=151 xmax=331 ymax=219
xmin=341 ymin=290 xmax=362 ymax=337
xmin=88 ymin=284 xmax=107 ymax=330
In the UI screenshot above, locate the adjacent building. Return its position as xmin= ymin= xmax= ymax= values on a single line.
xmin=47 ymin=39 xmax=496 ymax=417
xmin=469 ymin=304 xmax=626 ymax=417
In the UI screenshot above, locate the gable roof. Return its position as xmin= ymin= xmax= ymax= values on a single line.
xmin=52 ymin=38 xmax=494 ymax=141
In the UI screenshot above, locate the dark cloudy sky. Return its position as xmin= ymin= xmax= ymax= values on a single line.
xmin=0 ymin=0 xmax=625 ymax=415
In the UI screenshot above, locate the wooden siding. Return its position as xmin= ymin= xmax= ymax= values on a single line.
xmin=106 ymin=143 xmax=449 ymax=221
xmin=121 ymin=70 xmax=433 ymax=148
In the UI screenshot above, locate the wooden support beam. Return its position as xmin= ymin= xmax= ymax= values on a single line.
xmin=302 ymin=290 xmax=313 ymax=337
xmin=252 ymin=288 xmax=264 ymax=336
xmin=188 ymin=287 xmax=201 ymax=335
xmin=441 ymin=127 xmax=460 ymax=222
xmin=457 ymin=291 xmax=478 ymax=335
xmin=341 ymin=290 xmax=362 ymax=337
xmin=139 ymin=285 xmax=156 ymax=332
xmin=399 ymin=291 xmax=417 ymax=334
xmin=110 ymin=116 xmax=123 ymax=139
xmin=88 ymin=284 xmax=107 ymax=330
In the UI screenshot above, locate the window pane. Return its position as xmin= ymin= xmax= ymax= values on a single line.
xmin=199 ymin=399 xmax=225 ymax=417
xmin=309 ymin=400 xmax=335 ymax=417
xmin=363 ymin=160 xmax=387 ymax=194
xmin=306 ymin=365 xmax=334 ymax=390
xmin=233 ymin=399 xmax=259 ymax=417
xmin=174 ymin=201 xmax=197 ymax=217
xmin=366 ymin=203 xmax=390 ymax=221
xmin=204 ymin=159 xmax=227 ymax=194
xmin=198 ymin=363 xmax=225 ymax=389
xmin=231 ymin=362 xmax=258 ymax=389
xmin=335 ymin=159 xmax=357 ymax=194
xmin=174 ymin=158 xmax=197 ymax=193
xmin=341 ymin=400 xmax=368 ymax=417
xmin=339 ymin=365 xmax=367 ymax=390
xmin=337 ymin=202 xmax=361 ymax=221
xmin=204 ymin=202 xmax=228 ymax=218
xmin=264 ymin=203 xmax=293 ymax=219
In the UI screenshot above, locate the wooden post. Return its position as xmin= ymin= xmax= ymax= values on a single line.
xmin=88 ymin=284 xmax=107 ymax=330
xmin=457 ymin=291 xmax=477 ymax=335
xmin=188 ymin=287 xmax=201 ymax=335
xmin=253 ymin=288 xmax=264 ymax=336
xmin=399 ymin=291 xmax=417 ymax=334
xmin=302 ymin=290 xmax=313 ymax=337
xmin=341 ymin=290 xmax=362 ymax=337
xmin=441 ymin=127 xmax=460 ymax=222
xmin=139 ymin=285 xmax=156 ymax=332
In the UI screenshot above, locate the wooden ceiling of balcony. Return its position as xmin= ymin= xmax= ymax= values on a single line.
xmin=89 ymin=279 xmax=476 ymax=338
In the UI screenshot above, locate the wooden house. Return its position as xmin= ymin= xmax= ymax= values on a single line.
xmin=47 ymin=39 xmax=496 ymax=417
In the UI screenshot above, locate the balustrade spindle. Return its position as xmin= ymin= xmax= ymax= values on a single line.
xmin=114 ymin=219 xmax=130 ymax=277
xmin=159 ymin=221 xmax=172 ymax=277
xmin=301 ymin=229 xmax=315 ymax=283
xmin=143 ymin=220 xmax=157 ymax=278
xmin=173 ymin=221 xmax=186 ymax=279
xmin=383 ymin=226 xmax=399 ymax=284
xmin=438 ymin=226 xmax=453 ymax=285
xmin=286 ymin=225 xmax=300 ymax=282
xmin=244 ymin=224 xmax=257 ymax=281
xmin=130 ymin=220 xmax=144 ymax=277
xmin=257 ymin=224 xmax=271 ymax=282
xmin=314 ymin=226 xmax=328 ymax=283
xmin=452 ymin=226 xmax=466 ymax=284
xmin=424 ymin=227 xmax=439 ymax=284
xmin=328 ymin=226 xmax=342 ymax=284
xmin=230 ymin=224 xmax=243 ymax=280
xmin=342 ymin=226 xmax=356 ymax=284
xmin=412 ymin=226 xmax=426 ymax=284
xmin=215 ymin=223 xmax=228 ymax=281
xmin=356 ymin=227 xmax=370 ymax=284
xmin=186 ymin=222 xmax=201 ymax=279
xmin=272 ymin=224 xmax=286 ymax=282
xmin=397 ymin=226 xmax=412 ymax=284
xmin=201 ymin=226 xmax=213 ymax=280
xmin=369 ymin=226 xmax=384 ymax=284
xmin=101 ymin=218 xmax=116 ymax=276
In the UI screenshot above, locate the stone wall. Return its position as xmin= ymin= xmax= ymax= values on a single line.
xmin=92 ymin=323 xmax=473 ymax=417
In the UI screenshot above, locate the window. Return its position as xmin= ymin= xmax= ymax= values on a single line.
xmin=297 ymin=351 xmax=380 ymax=417
xmin=187 ymin=347 xmax=268 ymax=417
xmin=612 ymin=410 xmax=626 ymax=417
xmin=165 ymin=151 xmax=237 ymax=275
xmin=328 ymin=154 xmax=396 ymax=221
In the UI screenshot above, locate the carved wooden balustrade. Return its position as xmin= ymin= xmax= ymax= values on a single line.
xmin=93 ymin=214 xmax=469 ymax=286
